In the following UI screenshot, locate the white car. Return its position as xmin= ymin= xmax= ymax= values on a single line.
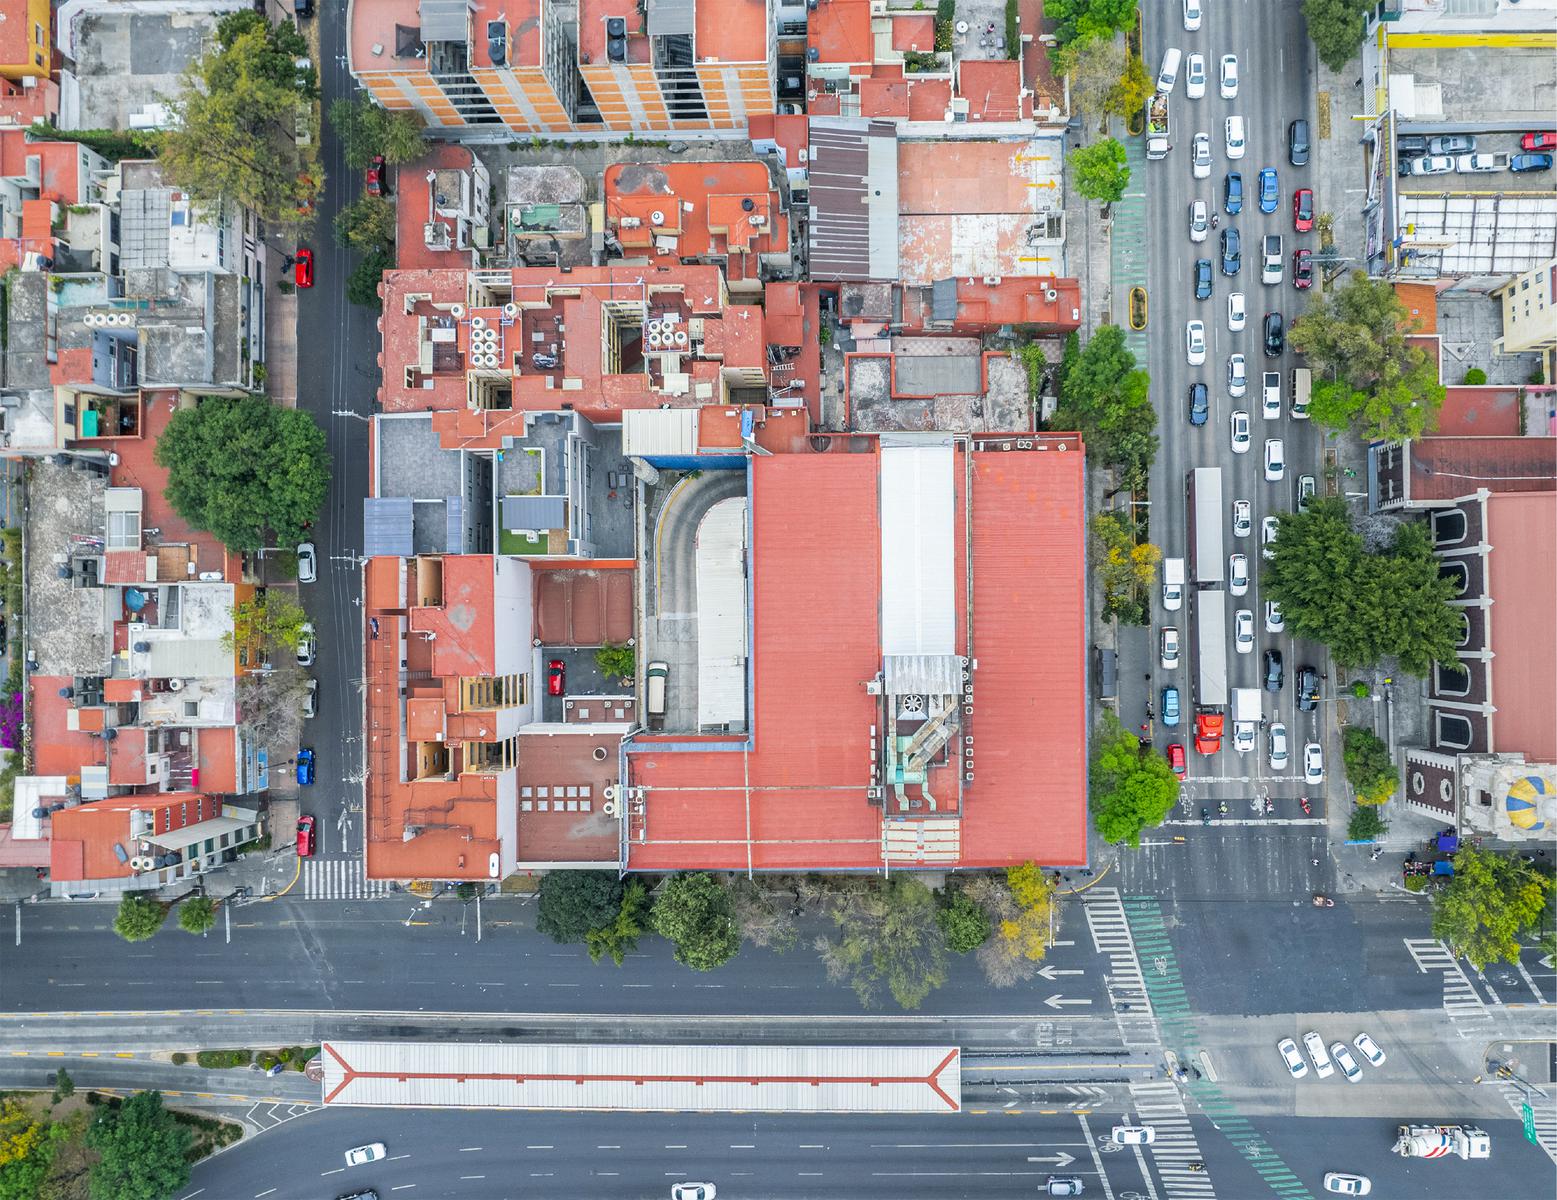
xmin=1303 ymin=1031 xmax=1334 ymax=1078
xmin=1185 ymin=53 xmax=1206 ymax=100
xmin=1192 ymin=132 xmax=1212 ymax=178
xmin=1234 ymin=608 xmax=1255 ymax=654
xmin=1268 ymin=722 xmax=1289 ymax=770
xmin=1111 ymin=1125 xmax=1156 ymax=1145
xmin=303 ymin=677 xmax=319 ymax=719
xmin=1277 ymin=1037 xmax=1308 ymax=1078
xmin=1189 ymin=199 xmax=1209 ymax=242
xmin=1304 ymin=742 xmax=1325 ymax=785
xmin=1230 ymin=410 xmax=1250 ymax=453
xmin=1225 ymin=115 xmax=1246 ymax=160
xmin=1228 ymin=553 xmax=1249 ymax=597
xmin=1404 ymin=154 xmax=1454 ymax=176
xmin=1186 ymin=320 xmax=1207 ymax=365
xmin=1265 ymin=599 xmax=1284 ymax=632
xmin=345 ymin=1143 xmax=386 ymax=1167
xmin=1219 ymin=54 xmax=1239 ymax=99
xmin=1161 ymin=626 xmax=1181 ymax=670
xmin=672 ymin=1186 xmax=718 ymax=1200
xmin=1323 ymin=1173 xmax=1372 ymax=1196
xmin=1262 ymin=371 xmax=1281 ymax=418
xmin=1233 ymin=720 xmax=1255 ymax=754
xmin=1264 ymin=437 xmax=1285 ymax=481
xmin=296 ymin=541 xmax=318 ymax=583
xmin=1183 ymin=0 xmax=1202 ymax=31
xmin=1228 ymin=353 xmax=1247 ymax=397
xmin=1261 ymin=515 xmax=1279 ymax=559
xmin=1232 ymin=499 xmax=1252 ymax=538
xmin=1352 ymin=1033 xmax=1386 ymax=1067
xmin=296 ymin=622 xmax=316 ymax=667
xmin=1228 ymin=291 xmax=1246 ymax=331
xmin=1330 ymin=1041 xmax=1363 ymax=1083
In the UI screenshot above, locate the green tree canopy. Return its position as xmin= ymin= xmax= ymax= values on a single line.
xmin=328 ymin=96 xmax=428 ymax=169
xmin=1290 ymin=272 xmax=1445 ymax=440
xmin=1090 ymin=713 xmax=1180 ymax=847
xmin=87 ymin=1091 xmax=191 ymax=1200
xmin=226 ymin=590 xmax=309 ymax=657
xmin=1341 ymin=727 xmax=1397 ymax=805
xmin=347 ymin=247 xmax=394 ymax=310
xmin=583 ymin=881 xmax=650 ymax=966
xmin=1046 ymin=0 xmax=1140 ymax=47
xmin=112 ymin=894 xmax=167 ymax=943
xmin=1052 ymin=35 xmax=1127 ymax=126
xmin=535 ymin=870 xmax=623 ymax=944
xmin=1346 ymin=805 xmax=1388 ymax=842
xmin=155 ymin=396 xmax=329 ymax=552
xmin=0 ymin=1097 xmax=57 ymax=1200
xmin=816 ymin=877 xmax=948 ymax=1009
xmin=333 ymin=194 xmax=397 ymax=252
xmin=1109 ymin=53 xmax=1154 ymax=120
xmin=1050 ymin=325 xmax=1158 ymax=485
xmin=1070 ymin=137 xmax=1131 ymax=204
xmin=157 ymin=12 xmax=320 ymax=227
xmin=1431 ymin=847 xmax=1552 ymax=970
xmin=178 ymin=897 xmax=218 ymax=935
xmin=651 ymin=872 xmax=741 ymax=971
xmin=936 ymin=887 xmax=991 ymax=953
xmin=1264 ymin=498 xmax=1463 ymax=676
xmin=1303 ymin=0 xmax=1371 ymax=71
xmin=1091 ymin=511 xmax=1161 ymax=626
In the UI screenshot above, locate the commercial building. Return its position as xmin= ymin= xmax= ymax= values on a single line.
xmin=347 ymin=0 xmax=775 ymax=138
xmin=0 ymin=0 xmax=50 ymax=82
xmin=1492 ymin=257 xmax=1557 ymax=384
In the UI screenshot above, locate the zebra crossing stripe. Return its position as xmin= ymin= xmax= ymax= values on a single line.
xmin=303 ymin=857 xmax=394 ymax=901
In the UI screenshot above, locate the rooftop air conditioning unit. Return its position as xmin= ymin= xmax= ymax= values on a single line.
xmin=749 ymin=214 xmax=767 ymax=227
xmin=450 ymin=303 xmax=465 ymax=318
xmin=650 ymin=210 xmax=666 ymax=226
xmin=602 ymin=799 xmax=619 ymax=816
xmin=502 ymin=302 xmax=519 ymax=319
xmin=674 ymin=330 xmax=688 ymax=346
xmin=472 ymin=316 xmax=487 ymax=330
xmin=1045 ymin=288 xmax=1058 ymax=301
xmin=621 ymin=216 xmax=641 ymax=228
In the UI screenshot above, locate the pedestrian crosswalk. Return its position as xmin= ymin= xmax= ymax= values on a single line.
xmin=1083 ymin=887 xmax=1161 ymax=1047
xmin=1129 ymin=1081 xmax=1216 ymax=1198
xmin=1405 ymin=937 xmax=1497 ymax=1036
xmin=303 ymin=857 xmax=392 ymax=901
xmin=1498 ymin=1082 xmax=1557 ymax=1164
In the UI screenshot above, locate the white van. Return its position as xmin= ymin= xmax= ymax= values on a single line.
xmin=645 ymin=661 xmax=669 ymax=718
xmin=1290 ymin=367 xmax=1312 ymax=419
xmin=1224 ymin=114 xmax=1246 ymax=160
xmin=1156 ymin=47 xmax=1182 ymax=95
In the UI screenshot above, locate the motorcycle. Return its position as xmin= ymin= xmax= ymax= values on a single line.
xmin=1265 ymin=798 xmax=1275 ymax=815
xmin=1188 ymin=1162 xmax=1206 ymax=1173
xmin=1299 ymin=797 xmax=1312 ymax=815
xmin=1218 ymin=800 xmax=1228 ymax=816
xmin=1312 ymin=894 xmax=1335 ymax=908
xmin=1201 ymin=807 xmax=1211 ymax=826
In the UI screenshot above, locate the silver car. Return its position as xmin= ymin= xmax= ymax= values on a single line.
xmin=1192 ymin=132 xmax=1212 ymax=178
xmin=1189 ymin=199 xmax=1209 ymax=242
xmin=1233 ymin=499 xmax=1252 ymax=538
xmin=1268 ymin=722 xmax=1289 ymax=770
xmin=344 ymin=1143 xmax=386 ymax=1167
xmin=1304 ymin=742 xmax=1325 ymax=784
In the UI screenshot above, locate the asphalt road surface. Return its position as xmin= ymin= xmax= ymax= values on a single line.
xmin=289 ymin=0 xmax=376 ymax=864
xmin=178 ymin=1106 xmax=1554 ymax=1200
xmin=1142 ymin=0 xmax=1332 ymax=813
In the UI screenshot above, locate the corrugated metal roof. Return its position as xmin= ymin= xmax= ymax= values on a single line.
xmin=419 ymin=0 xmax=470 ymax=42
xmin=646 ymin=0 xmax=695 ymax=36
xmin=363 ymin=497 xmax=414 ymax=559
xmin=321 ymin=1041 xmax=960 ymax=1113
xmin=623 ymin=408 xmax=700 ymax=457
xmin=931 ymin=277 xmax=959 ymax=322
xmin=884 ymin=654 xmax=963 ymax=696
xmin=501 ymin=495 xmax=567 ymax=531
xmin=807 ymin=119 xmax=900 ymax=281
xmin=880 ymin=440 xmax=955 ymax=657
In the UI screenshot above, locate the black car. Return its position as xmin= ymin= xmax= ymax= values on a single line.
xmin=1195 ymin=258 xmax=1213 ymax=300
xmin=1396 ymin=134 xmax=1428 ymax=156
xmin=1288 ymin=119 xmax=1311 ymax=166
xmin=1263 ymin=311 xmax=1285 ymax=357
xmin=1188 ymin=382 xmax=1209 ymax=426
xmin=1263 ymin=648 xmax=1284 ymax=693
xmin=1220 ymin=227 xmax=1241 ymax=276
xmin=1224 ymin=171 xmax=1244 ymax=214
xmin=1297 ymin=665 xmax=1319 ymax=712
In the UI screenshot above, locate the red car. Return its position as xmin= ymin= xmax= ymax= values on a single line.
xmin=547 ymin=659 xmax=566 ymax=696
xmin=295 ymin=814 xmax=316 ymax=857
xmin=1292 ymin=247 xmax=1314 ymax=290
xmin=1167 ymin=743 xmax=1187 ymax=781
xmin=1520 ymin=132 xmax=1556 ymax=152
xmin=294 ymin=247 xmax=314 ymax=288
xmin=365 ymin=154 xmax=387 ymax=196
xmin=1292 ymin=187 xmax=1314 ymax=233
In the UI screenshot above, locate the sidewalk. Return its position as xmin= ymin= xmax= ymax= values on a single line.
xmin=1064 ymin=121 xmax=1117 ymax=341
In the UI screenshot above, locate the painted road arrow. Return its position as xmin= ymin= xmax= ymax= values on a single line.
xmin=1043 ymin=994 xmax=1093 ymax=1009
xmin=1037 ymin=965 xmax=1084 ymax=980
xmin=1026 ymin=1152 xmax=1077 ymax=1168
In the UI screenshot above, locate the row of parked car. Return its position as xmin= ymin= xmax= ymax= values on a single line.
xmin=1397 ymin=131 xmax=1553 ymax=176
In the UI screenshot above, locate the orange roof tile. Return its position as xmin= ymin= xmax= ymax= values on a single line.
xmin=1395 ymin=283 xmax=1439 ymax=333
xmin=907 ymin=78 xmax=952 ymax=121
xmin=860 ymin=76 xmax=910 ymax=119
xmin=810 ymin=0 xmax=874 ymax=66
xmin=892 ymin=13 xmax=936 ymax=50
xmin=697 ymin=0 xmax=769 ymax=63
xmin=957 ymin=59 xmax=1029 ymax=122
xmin=764 ymin=282 xmax=804 ymax=346
xmin=1485 ymin=492 xmax=1557 ymax=761
xmin=103 ymin=678 xmax=144 ymax=703
xmin=197 ymin=726 xmax=239 ymax=794
xmin=411 ymin=555 xmax=496 ymax=678
xmin=406 ymin=697 xmax=447 ymax=743
xmin=29 ymin=680 xmax=105 ymax=777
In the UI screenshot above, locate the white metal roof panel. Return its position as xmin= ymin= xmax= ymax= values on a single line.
xmin=623 ymin=408 xmax=699 ymax=457
xmin=880 ymin=440 xmax=955 ymax=657
xmin=321 ymin=1041 xmax=960 ymax=1113
xmin=696 ymin=496 xmax=748 ymax=728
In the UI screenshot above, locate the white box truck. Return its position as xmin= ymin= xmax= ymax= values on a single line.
xmin=1162 ymin=558 xmax=1185 ymax=611
xmin=1231 ymin=688 xmax=1261 ymax=754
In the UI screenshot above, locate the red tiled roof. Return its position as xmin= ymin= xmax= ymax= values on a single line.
xmin=0 ymin=823 xmax=50 ymax=869
xmin=696 ymin=0 xmax=768 ymax=63
xmin=892 ymin=13 xmax=936 ymax=50
xmin=395 ymin=144 xmax=477 ymax=272
xmin=957 ymin=60 xmax=1030 ymax=122
xmin=860 ymin=76 xmax=910 ymax=119
xmin=1485 ymin=492 xmax=1557 ymax=761
xmin=107 ymin=727 xmax=149 ymax=786
xmin=1431 ymin=388 xmax=1522 ymax=438
xmin=411 ymin=555 xmax=497 ymax=678
xmin=1394 ymin=283 xmax=1439 ymax=333
xmin=197 ymin=726 xmax=239 ymax=794
xmin=514 ymin=730 xmax=620 ymax=864
xmin=764 ymin=282 xmax=804 ymax=347
xmin=907 ymin=78 xmax=952 ymax=121
xmin=1408 ymin=437 xmax=1557 ymax=501
xmin=30 ymin=680 xmax=106 ymax=777
xmin=809 ymin=0 xmax=873 ymax=66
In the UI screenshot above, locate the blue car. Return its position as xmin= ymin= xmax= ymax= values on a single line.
xmin=296 ymin=747 xmax=316 ymax=786
xmin=1511 ymin=153 xmax=1553 ymax=173
xmin=1224 ymin=171 xmax=1243 ymax=215
xmin=1258 ymin=167 xmax=1279 ymax=214
xmin=1162 ymin=686 xmax=1181 ymax=728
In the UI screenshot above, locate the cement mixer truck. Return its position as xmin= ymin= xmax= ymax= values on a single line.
xmin=1392 ymin=1124 xmax=1490 ymax=1160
